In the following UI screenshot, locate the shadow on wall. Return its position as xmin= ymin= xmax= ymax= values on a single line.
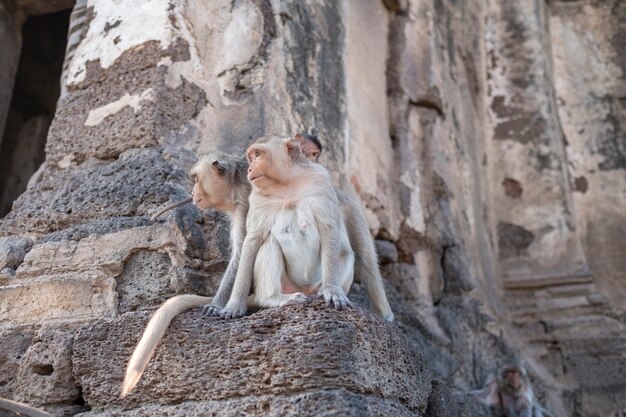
xmin=0 ymin=9 xmax=70 ymax=218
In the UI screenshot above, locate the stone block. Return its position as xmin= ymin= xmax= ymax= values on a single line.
xmin=0 ymin=271 xmax=116 ymax=326
xmin=77 ymin=390 xmax=417 ymax=417
xmin=14 ymin=330 xmax=81 ymax=407
xmin=73 ymin=300 xmax=431 ymax=414
xmin=0 ymin=237 xmax=32 ymax=270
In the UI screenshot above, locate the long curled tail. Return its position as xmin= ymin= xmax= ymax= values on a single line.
xmin=0 ymin=397 xmax=52 ymax=417
xmin=121 ymin=294 xmax=211 ymax=398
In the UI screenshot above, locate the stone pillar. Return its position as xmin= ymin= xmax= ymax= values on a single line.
xmin=485 ymin=0 xmax=588 ymax=287
xmin=0 ymin=0 xmax=22 ymax=156
xmin=549 ymin=0 xmax=626 ymax=316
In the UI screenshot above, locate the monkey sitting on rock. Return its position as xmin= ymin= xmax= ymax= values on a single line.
xmin=122 ymin=135 xmax=393 ymax=397
xmin=477 ymin=361 xmax=554 ymax=417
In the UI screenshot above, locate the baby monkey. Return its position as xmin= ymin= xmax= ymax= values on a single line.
xmin=479 ymin=361 xmax=554 ymax=417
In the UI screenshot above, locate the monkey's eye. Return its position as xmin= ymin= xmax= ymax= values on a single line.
xmin=255 ymin=150 xmax=261 ymax=158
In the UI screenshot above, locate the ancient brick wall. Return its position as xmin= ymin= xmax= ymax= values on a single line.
xmin=0 ymin=1 xmax=624 ymax=416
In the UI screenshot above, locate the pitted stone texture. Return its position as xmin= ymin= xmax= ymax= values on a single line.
xmin=14 ymin=330 xmax=81 ymax=408
xmin=0 ymin=330 xmax=34 ymax=398
xmin=116 ymin=251 xmax=175 ymax=314
xmin=0 ymin=148 xmax=190 ymax=235
xmin=16 ymin=225 xmax=179 ymax=278
xmin=425 ymin=380 xmax=490 ymax=417
xmin=0 ymin=270 xmax=117 ymax=326
xmin=73 ymin=301 xmax=430 ymax=414
xmin=0 ymin=237 xmax=32 ymax=270
xmin=48 ymin=70 xmax=205 ymax=163
xmin=77 ymin=390 xmax=417 ymax=417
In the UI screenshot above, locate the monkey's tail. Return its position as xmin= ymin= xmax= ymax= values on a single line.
xmin=356 ymin=254 xmax=395 ymax=322
xmin=348 ymin=208 xmax=394 ymax=322
xmin=150 ymin=197 xmax=193 ymax=220
xmin=121 ymin=294 xmax=211 ymax=398
xmin=0 ymin=397 xmax=52 ymax=417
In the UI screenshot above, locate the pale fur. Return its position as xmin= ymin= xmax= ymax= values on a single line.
xmin=121 ymin=152 xmax=250 ymax=398
xmin=121 ymin=294 xmax=211 ymax=397
xmin=0 ymin=397 xmax=52 ymax=417
xmin=220 ymin=136 xmax=355 ymax=318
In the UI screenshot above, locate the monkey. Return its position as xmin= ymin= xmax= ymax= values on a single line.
xmin=299 ymin=132 xmax=323 ymax=162
xmin=122 ymin=139 xmax=394 ymax=396
xmin=154 ymin=140 xmax=393 ymax=321
xmin=0 ymin=397 xmax=52 ymax=417
xmin=121 ymin=152 xmax=250 ymax=398
xmin=218 ymin=134 xmax=354 ymax=319
xmin=478 ymin=361 xmax=554 ymax=417
xmin=298 ymin=132 xmax=393 ymax=322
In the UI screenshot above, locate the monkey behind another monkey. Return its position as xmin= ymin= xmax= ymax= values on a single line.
xmin=122 ymin=138 xmax=394 ymax=397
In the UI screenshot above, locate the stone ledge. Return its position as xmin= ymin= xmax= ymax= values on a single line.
xmin=0 ymin=271 xmax=116 ymax=326
xmin=76 ymin=389 xmax=417 ymax=417
xmin=73 ymin=301 xmax=431 ymax=414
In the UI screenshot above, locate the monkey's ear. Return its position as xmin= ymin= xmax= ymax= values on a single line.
xmin=212 ymin=160 xmax=226 ymax=176
xmin=285 ymin=137 xmax=302 ymax=160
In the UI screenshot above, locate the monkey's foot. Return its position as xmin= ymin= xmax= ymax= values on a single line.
xmin=202 ymin=304 xmax=222 ymax=316
xmin=283 ymin=292 xmax=309 ymax=305
xmin=318 ymin=286 xmax=352 ymax=310
xmin=220 ymin=303 xmax=247 ymax=319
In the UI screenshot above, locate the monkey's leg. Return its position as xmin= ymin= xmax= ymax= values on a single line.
xmin=253 ymin=237 xmax=307 ymax=308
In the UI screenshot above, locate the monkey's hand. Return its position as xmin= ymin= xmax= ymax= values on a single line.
xmin=318 ymin=286 xmax=351 ymax=310
xmin=202 ymin=304 xmax=222 ymax=317
xmin=220 ymin=302 xmax=247 ymax=320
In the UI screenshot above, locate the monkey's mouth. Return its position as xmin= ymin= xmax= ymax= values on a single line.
xmin=249 ymin=175 xmax=264 ymax=182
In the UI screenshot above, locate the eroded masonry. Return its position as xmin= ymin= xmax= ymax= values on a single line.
xmin=0 ymin=0 xmax=624 ymax=416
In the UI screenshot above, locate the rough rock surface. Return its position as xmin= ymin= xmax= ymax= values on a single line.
xmin=73 ymin=301 xmax=431 ymax=415
xmin=0 ymin=0 xmax=624 ymax=416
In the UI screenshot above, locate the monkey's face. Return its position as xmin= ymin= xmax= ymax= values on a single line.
xmin=246 ymin=136 xmax=304 ymax=189
xmin=246 ymin=145 xmax=271 ymax=188
xmin=302 ymin=140 xmax=320 ymax=162
xmin=189 ymin=157 xmax=230 ymax=211
xmin=501 ymin=369 xmax=523 ymax=393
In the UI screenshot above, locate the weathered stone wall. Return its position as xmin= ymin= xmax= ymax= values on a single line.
xmin=0 ymin=0 xmax=624 ymax=416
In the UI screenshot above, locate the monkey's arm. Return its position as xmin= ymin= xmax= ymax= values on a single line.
xmin=315 ymin=191 xmax=351 ymax=309
xmin=203 ymin=206 xmax=247 ymax=315
xmin=0 ymin=397 xmax=52 ymax=417
xmin=219 ymin=231 xmax=262 ymax=319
